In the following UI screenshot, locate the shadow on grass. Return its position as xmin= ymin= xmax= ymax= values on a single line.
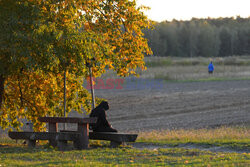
xmin=0 ymin=141 xmax=129 ymax=155
xmin=0 ymin=146 xmax=41 ymax=154
xmin=0 ymin=143 xmax=57 ymax=154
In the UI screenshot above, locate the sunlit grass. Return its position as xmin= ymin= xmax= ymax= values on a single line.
xmin=138 ymin=126 xmax=250 ymax=149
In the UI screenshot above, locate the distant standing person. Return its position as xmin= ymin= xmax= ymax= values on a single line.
xmin=208 ymin=61 xmax=214 ymax=74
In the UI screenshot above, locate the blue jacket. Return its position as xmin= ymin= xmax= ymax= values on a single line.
xmin=208 ymin=62 xmax=214 ymax=72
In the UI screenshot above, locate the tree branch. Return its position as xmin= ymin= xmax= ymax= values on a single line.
xmin=0 ymin=75 xmax=5 ymax=109
xmin=17 ymin=74 xmax=23 ymax=107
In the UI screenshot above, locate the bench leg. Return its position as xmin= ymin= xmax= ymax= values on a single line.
xmin=76 ymin=123 xmax=89 ymax=149
xmin=110 ymin=141 xmax=123 ymax=148
xmin=73 ymin=139 xmax=81 ymax=149
xmin=28 ymin=140 xmax=36 ymax=148
xmin=48 ymin=123 xmax=58 ymax=147
xmin=57 ymin=140 xmax=68 ymax=151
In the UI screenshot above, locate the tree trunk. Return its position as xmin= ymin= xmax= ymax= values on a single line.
xmin=0 ymin=75 xmax=5 ymax=109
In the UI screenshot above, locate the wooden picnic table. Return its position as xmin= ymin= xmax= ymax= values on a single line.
xmin=9 ymin=116 xmax=138 ymax=150
xmin=9 ymin=117 xmax=97 ymax=150
xmin=38 ymin=117 xmax=97 ymax=149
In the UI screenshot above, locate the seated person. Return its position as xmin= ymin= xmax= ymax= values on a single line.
xmin=90 ymin=101 xmax=117 ymax=132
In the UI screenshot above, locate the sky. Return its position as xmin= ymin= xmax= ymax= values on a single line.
xmin=136 ymin=0 xmax=250 ymax=22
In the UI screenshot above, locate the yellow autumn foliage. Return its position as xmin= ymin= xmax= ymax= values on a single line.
xmin=0 ymin=0 xmax=152 ymax=131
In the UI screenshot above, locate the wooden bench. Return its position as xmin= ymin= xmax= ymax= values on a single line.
xmin=60 ymin=130 xmax=138 ymax=147
xmin=8 ymin=116 xmax=138 ymax=149
xmin=8 ymin=131 xmax=81 ymax=150
xmin=89 ymin=132 xmax=138 ymax=147
xmin=8 ymin=117 xmax=97 ymax=150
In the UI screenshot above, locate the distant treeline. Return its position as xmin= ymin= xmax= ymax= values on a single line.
xmin=143 ymin=17 xmax=250 ymax=57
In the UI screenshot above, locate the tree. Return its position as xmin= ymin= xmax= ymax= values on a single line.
xmin=144 ymin=22 xmax=168 ymax=56
xmin=164 ymin=22 xmax=180 ymax=57
xmin=0 ymin=0 xmax=152 ymax=131
xmin=197 ymin=22 xmax=220 ymax=57
xmin=143 ymin=17 xmax=250 ymax=58
xmin=219 ymin=27 xmax=232 ymax=57
xmin=177 ymin=23 xmax=190 ymax=57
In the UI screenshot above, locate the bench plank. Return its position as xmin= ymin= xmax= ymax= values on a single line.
xmin=61 ymin=130 xmax=138 ymax=147
xmin=8 ymin=131 xmax=84 ymax=150
xmin=39 ymin=117 xmax=97 ymax=124
xmin=8 ymin=132 xmax=80 ymax=141
xmin=89 ymin=132 xmax=138 ymax=143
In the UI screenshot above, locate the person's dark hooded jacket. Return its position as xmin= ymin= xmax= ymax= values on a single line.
xmin=90 ymin=101 xmax=117 ymax=132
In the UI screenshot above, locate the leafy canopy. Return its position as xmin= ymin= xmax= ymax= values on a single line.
xmin=0 ymin=0 xmax=152 ymax=131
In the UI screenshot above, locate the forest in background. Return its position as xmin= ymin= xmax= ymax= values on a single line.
xmin=143 ymin=17 xmax=250 ymax=57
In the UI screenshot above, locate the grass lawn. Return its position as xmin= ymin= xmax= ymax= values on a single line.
xmin=0 ymin=126 xmax=249 ymax=166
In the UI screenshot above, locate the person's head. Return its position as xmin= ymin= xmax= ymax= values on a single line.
xmin=99 ymin=101 xmax=109 ymax=110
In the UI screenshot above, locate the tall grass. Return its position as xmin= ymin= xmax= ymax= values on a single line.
xmin=99 ymin=56 xmax=250 ymax=81
xmin=139 ymin=126 xmax=250 ymax=141
xmin=138 ymin=126 xmax=250 ymax=149
xmin=145 ymin=56 xmax=250 ymax=67
xmin=142 ymin=56 xmax=250 ymax=81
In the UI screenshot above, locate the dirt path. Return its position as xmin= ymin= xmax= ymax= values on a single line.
xmin=1 ymin=79 xmax=249 ymax=134
xmin=94 ymin=79 xmax=250 ymax=132
xmin=132 ymin=142 xmax=249 ymax=153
